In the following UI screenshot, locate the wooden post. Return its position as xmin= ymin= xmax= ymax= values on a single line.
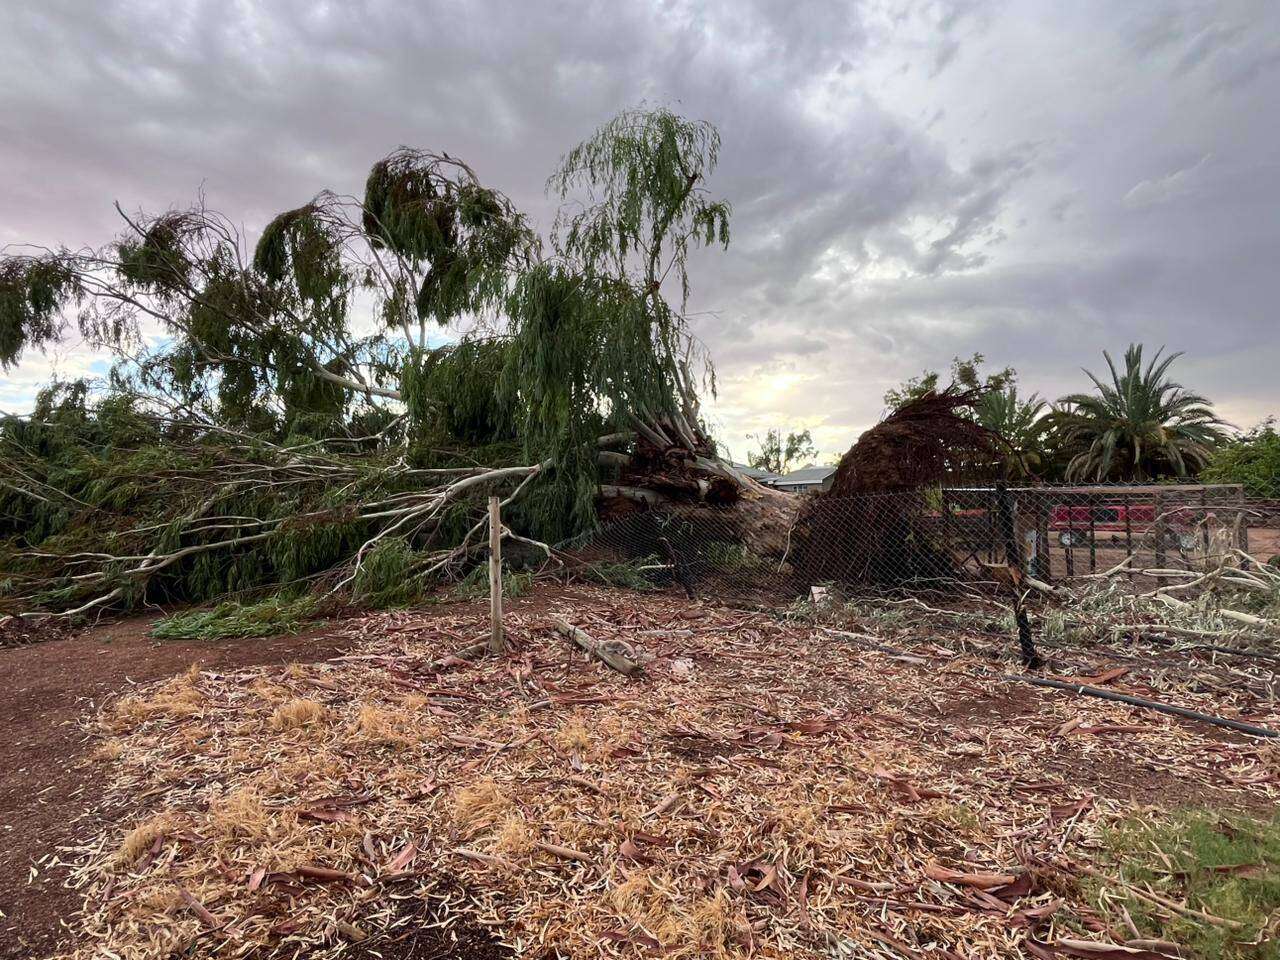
xmin=488 ymin=495 xmax=505 ymax=654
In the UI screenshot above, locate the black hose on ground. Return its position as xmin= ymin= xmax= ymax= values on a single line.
xmin=1003 ymin=674 xmax=1280 ymax=739
xmin=821 ymin=627 xmax=1280 ymax=740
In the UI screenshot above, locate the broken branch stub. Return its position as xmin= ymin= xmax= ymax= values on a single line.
xmin=551 ymin=617 xmax=641 ymax=676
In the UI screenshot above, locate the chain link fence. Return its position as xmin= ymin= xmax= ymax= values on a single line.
xmin=555 ymin=482 xmax=1278 ymax=605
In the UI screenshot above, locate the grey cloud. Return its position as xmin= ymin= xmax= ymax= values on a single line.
xmin=1048 ymin=194 xmax=1076 ymax=222
xmin=1 ymin=0 xmax=1277 ymax=450
xmin=1122 ymin=154 xmax=1211 ymax=209
xmin=1174 ymin=23 xmax=1245 ymax=75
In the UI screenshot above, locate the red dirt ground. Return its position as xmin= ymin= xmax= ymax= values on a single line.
xmin=2 ymin=585 xmax=1271 ymax=958
xmin=0 ymin=592 xmax=582 ymax=959
xmin=0 ymin=615 xmax=360 ymax=959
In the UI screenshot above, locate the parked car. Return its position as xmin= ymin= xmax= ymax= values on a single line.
xmin=1049 ymin=502 xmax=1197 ymax=550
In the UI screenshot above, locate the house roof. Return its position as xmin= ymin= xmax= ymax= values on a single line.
xmin=730 ymin=461 xmax=783 ymax=482
xmin=772 ymin=465 xmax=836 ymax=487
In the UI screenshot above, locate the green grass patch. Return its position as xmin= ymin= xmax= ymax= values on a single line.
xmin=352 ymin=537 xmax=428 ymax=608
xmin=577 ymin=557 xmax=660 ymax=591
xmin=151 ymin=594 xmax=320 ymax=641
xmin=1092 ymin=808 xmax=1280 ymax=959
xmin=698 ymin=541 xmax=762 ymax=570
xmin=452 ymin=562 xmax=533 ymax=600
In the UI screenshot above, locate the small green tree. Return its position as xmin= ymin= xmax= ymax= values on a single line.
xmin=1054 ymin=344 xmax=1229 ymax=482
xmin=883 ymin=353 xmax=1015 ymax=411
xmin=746 ymin=428 xmax=817 ymax=475
xmin=1201 ymin=419 xmax=1280 ymax=497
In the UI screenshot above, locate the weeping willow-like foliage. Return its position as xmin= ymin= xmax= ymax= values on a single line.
xmin=0 ymin=257 xmax=79 ymax=368
xmin=363 ymin=151 xmax=457 ymax=259
xmin=483 ymin=108 xmax=733 ymax=537
xmin=401 ymin=339 xmax=514 ymax=445
xmin=550 ymin=107 xmax=730 ymax=306
xmin=115 ymin=214 xmax=196 ymax=291
xmin=253 ymin=204 xmax=348 ymax=309
xmin=363 ymin=148 xmax=534 ymax=325
xmin=1 ymin=107 xmax=754 ymax=618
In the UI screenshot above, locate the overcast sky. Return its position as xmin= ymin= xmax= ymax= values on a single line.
xmin=2 ymin=0 xmax=1277 ymax=462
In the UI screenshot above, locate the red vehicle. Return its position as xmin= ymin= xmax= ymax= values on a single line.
xmin=1049 ymin=503 xmax=1197 ymax=550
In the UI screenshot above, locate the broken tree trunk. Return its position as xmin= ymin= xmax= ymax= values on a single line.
xmin=551 ymin=617 xmax=640 ymax=675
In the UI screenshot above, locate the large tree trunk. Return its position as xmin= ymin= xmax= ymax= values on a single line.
xmin=597 ymin=444 xmax=802 ymax=559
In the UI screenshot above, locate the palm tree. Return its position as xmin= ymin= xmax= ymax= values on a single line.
xmin=975 ymin=386 xmax=1049 ymax=478
xmin=1054 ymin=344 xmax=1228 ymax=481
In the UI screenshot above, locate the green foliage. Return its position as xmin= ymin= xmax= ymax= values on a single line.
xmin=486 ymin=108 xmax=734 ymax=543
xmin=699 ymin=540 xmax=762 ymax=570
xmin=363 ymin=151 xmax=458 ymax=259
xmin=502 ymin=268 xmax=616 ymax=538
xmin=401 ymin=340 xmax=514 ymax=444
xmin=0 ymin=380 xmax=447 ymax=614
xmin=116 ymin=215 xmax=194 ymax=291
xmin=747 ymin=428 xmax=817 ymax=475
xmin=1055 ymin=344 xmax=1229 ymax=481
xmin=452 ymin=562 xmax=532 ymax=600
xmin=974 ymin=386 xmax=1049 ymax=478
xmin=576 ymin=557 xmax=660 ymax=591
xmin=1 ymin=107 xmax=740 ymax=617
xmin=267 ymin=516 xmax=367 ymax=587
xmin=151 ymin=593 xmax=320 ymax=640
xmin=0 ymin=257 xmax=78 ymax=368
xmin=253 ymin=204 xmax=348 ymax=310
xmin=352 ymin=537 xmax=427 ymax=608
xmin=1094 ymin=808 xmax=1280 ymax=959
xmin=883 ymin=353 xmax=1015 ymax=411
xmin=550 ymin=107 xmax=730 ymax=306
xmin=1203 ymin=419 xmax=1280 ymax=497
xmin=362 ymin=148 xmax=532 ymax=325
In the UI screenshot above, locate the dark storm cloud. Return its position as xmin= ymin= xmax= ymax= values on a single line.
xmin=2 ymin=0 xmax=1277 ymax=452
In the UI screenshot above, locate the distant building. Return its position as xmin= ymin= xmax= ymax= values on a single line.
xmin=771 ymin=465 xmax=837 ymax=493
xmin=730 ymin=461 xmax=783 ymax=485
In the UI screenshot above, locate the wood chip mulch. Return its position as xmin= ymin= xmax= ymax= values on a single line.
xmin=53 ymin=588 xmax=1279 ymax=959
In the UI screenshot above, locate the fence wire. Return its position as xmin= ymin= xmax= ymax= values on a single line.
xmin=556 ymin=482 xmax=1278 ymax=606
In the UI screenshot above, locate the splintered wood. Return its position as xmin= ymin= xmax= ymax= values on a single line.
xmin=58 ymin=587 xmax=1279 ymax=959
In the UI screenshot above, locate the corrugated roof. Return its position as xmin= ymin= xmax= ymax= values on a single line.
xmin=730 ymin=461 xmax=783 ymax=482
xmin=772 ymin=465 xmax=836 ymax=486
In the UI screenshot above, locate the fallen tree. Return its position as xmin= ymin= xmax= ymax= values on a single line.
xmin=0 ymin=108 xmax=795 ymax=618
xmin=792 ymin=389 xmax=1002 ymax=586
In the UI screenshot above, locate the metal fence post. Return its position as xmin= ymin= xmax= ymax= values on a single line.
xmin=996 ymin=482 xmax=1041 ymax=669
xmin=1238 ymin=485 xmax=1250 ymax=557
xmin=1153 ymin=490 xmax=1166 ymax=571
xmin=1123 ymin=498 xmax=1134 ymax=582
xmin=996 ymin=482 xmax=1020 ymax=571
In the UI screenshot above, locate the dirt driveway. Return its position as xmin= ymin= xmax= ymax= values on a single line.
xmin=0 ymin=616 xmax=355 ymax=959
